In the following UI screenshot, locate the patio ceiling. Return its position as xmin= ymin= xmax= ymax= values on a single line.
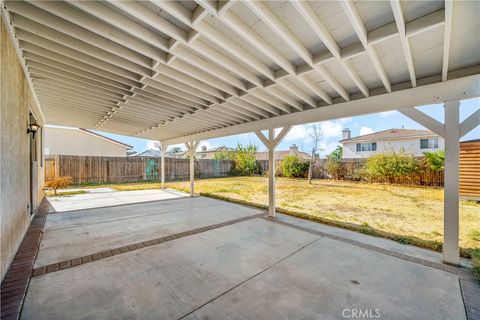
xmin=1 ymin=0 xmax=479 ymax=144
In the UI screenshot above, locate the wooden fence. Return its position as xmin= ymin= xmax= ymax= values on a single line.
xmin=45 ymin=150 xmax=477 ymax=193
xmin=459 ymin=140 xmax=480 ymax=199
xmin=45 ymin=155 xmax=234 ymax=184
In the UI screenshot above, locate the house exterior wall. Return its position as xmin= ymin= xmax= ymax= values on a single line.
xmin=197 ymin=153 xmax=215 ymax=159
xmin=342 ymin=137 xmax=445 ymax=159
xmin=45 ymin=127 xmax=128 ymax=157
xmin=1 ymin=17 xmax=45 ymax=281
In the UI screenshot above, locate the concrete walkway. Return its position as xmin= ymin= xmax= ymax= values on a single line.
xmin=22 ymin=192 xmax=474 ymax=320
xmin=48 ymin=188 xmax=187 ymax=212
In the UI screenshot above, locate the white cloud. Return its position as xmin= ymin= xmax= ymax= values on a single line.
xmin=359 ymin=126 xmax=374 ymax=136
xmin=285 ymin=120 xmax=344 ymax=143
xmin=320 ymin=121 xmax=343 ymax=138
xmin=319 ymin=141 xmax=340 ymax=157
xmin=196 ymin=141 xmax=216 ymax=151
xmin=284 ymin=125 xmax=309 ymax=141
xmin=146 ymin=140 xmax=159 ymax=150
xmin=338 ymin=117 xmax=353 ymax=124
xmin=379 ymin=111 xmax=396 ymax=117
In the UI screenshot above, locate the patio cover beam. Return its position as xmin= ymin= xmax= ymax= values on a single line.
xmin=162 ymin=74 xmax=479 ymax=145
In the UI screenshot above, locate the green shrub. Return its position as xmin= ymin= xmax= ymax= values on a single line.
xmin=330 ymin=145 xmax=343 ymax=160
xmin=214 ymin=150 xmax=234 ymax=160
xmin=424 ymin=151 xmax=445 ymax=171
xmin=365 ymin=152 xmax=421 ymax=183
xmin=280 ymin=155 xmax=309 ymax=178
xmin=325 ymin=156 xmax=345 ymax=179
xmin=229 ymin=143 xmax=260 ymax=176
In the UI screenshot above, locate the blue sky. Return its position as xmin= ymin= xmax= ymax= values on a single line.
xmin=98 ymin=98 xmax=479 ymax=157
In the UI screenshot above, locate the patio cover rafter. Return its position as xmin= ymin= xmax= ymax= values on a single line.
xmin=2 ymin=0 xmax=471 ymax=139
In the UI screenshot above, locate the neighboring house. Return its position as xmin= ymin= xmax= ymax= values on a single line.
xmin=45 ymin=126 xmax=133 ymax=157
xmin=256 ymin=144 xmax=311 ymax=161
xmin=130 ymin=149 xmax=181 ymax=158
xmin=131 ymin=146 xmax=234 ymax=159
xmin=197 ymin=146 xmax=235 ymax=159
xmin=340 ymin=128 xmax=444 ymax=159
xmin=130 ymin=149 xmax=163 ymax=158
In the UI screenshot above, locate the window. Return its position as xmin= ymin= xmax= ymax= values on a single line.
xmin=356 ymin=142 xmax=377 ymax=152
xmin=420 ymin=138 xmax=438 ymax=149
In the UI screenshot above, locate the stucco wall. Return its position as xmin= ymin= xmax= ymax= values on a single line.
xmin=342 ymin=137 xmax=445 ymax=159
xmin=1 ymin=16 xmax=45 ymax=281
xmin=45 ymin=127 xmax=128 ymax=157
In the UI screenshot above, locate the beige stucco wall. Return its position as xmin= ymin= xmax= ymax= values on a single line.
xmin=1 ymin=16 xmax=45 ymax=281
xmin=45 ymin=127 xmax=129 ymax=157
xmin=342 ymin=137 xmax=445 ymax=159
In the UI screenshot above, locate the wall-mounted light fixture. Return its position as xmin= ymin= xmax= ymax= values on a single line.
xmin=27 ymin=122 xmax=40 ymax=138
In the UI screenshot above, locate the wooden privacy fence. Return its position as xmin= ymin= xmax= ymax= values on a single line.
xmin=46 ymin=150 xmax=477 ymax=193
xmin=45 ymin=155 xmax=234 ymax=184
xmin=459 ymin=140 xmax=480 ymax=199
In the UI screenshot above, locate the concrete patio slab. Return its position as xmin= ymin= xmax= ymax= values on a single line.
xmin=21 ymin=193 xmax=473 ymax=320
xmin=57 ymin=187 xmax=116 ymax=193
xmin=48 ymin=188 xmax=187 ymax=212
xmin=35 ymin=197 xmax=264 ymax=268
xmin=192 ymin=237 xmax=465 ymax=320
xmin=23 ymin=219 xmax=319 ymax=320
xmin=275 ymin=213 xmax=469 ymax=266
xmin=44 ymin=197 xmax=229 ymax=231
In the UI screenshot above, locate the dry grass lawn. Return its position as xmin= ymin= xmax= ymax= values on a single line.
xmin=81 ymin=177 xmax=480 ymax=256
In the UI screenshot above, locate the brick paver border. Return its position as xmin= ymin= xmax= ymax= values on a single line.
xmin=261 ymin=216 xmax=480 ymax=320
xmin=1 ymin=199 xmax=51 ymax=320
xmin=31 ymin=213 xmax=264 ymax=277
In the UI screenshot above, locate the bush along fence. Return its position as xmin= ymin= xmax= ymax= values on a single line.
xmin=45 ymin=154 xmax=444 ymax=187
xmin=45 ymin=155 xmax=234 ymax=184
xmin=321 ymin=156 xmax=444 ymax=187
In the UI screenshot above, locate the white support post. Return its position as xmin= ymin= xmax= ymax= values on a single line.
xmin=398 ymin=102 xmax=467 ymax=265
xmin=267 ymin=129 xmax=276 ymax=218
xmin=443 ymin=100 xmax=460 ymax=265
xmin=185 ymin=141 xmax=200 ymax=197
xmin=159 ymin=142 xmax=168 ymax=189
xmin=255 ymin=126 xmax=292 ymax=218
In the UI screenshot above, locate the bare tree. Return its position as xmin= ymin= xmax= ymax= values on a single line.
xmin=307 ymin=124 xmax=323 ymax=184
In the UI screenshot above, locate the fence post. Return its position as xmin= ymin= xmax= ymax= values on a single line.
xmin=54 ymin=155 xmax=59 ymax=179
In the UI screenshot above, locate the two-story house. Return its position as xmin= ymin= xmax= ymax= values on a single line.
xmin=340 ymin=128 xmax=444 ymax=159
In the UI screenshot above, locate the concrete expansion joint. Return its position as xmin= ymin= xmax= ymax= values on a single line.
xmin=261 ymin=215 xmax=470 ymax=276
xmin=31 ymin=213 xmax=264 ymax=278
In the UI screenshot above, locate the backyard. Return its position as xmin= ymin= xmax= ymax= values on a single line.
xmin=76 ymin=177 xmax=480 ymax=258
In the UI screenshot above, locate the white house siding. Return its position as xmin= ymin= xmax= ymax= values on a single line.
xmin=1 ymin=18 xmax=45 ymax=281
xmin=342 ymin=137 xmax=445 ymax=159
xmin=45 ymin=127 xmax=129 ymax=157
